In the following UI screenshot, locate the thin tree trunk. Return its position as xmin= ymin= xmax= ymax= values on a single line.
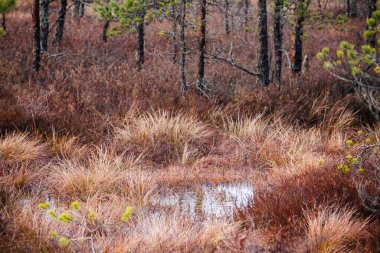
xmin=224 ymin=0 xmax=229 ymax=34
xmin=54 ymin=0 xmax=67 ymax=43
xmin=33 ymin=0 xmax=41 ymax=71
xmin=102 ymin=0 xmax=110 ymax=42
xmin=172 ymin=5 xmax=178 ymax=63
xmin=197 ymin=0 xmax=206 ymax=92
xmin=180 ymin=0 xmax=187 ymax=96
xmin=1 ymin=13 xmax=5 ymax=31
xmin=258 ymin=0 xmax=270 ymax=85
xmin=102 ymin=21 xmax=110 ymax=42
xmin=293 ymin=0 xmax=306 ymax=75
xmin=231 ymin=11 xmax=234 ymax=32
xmin=243 ymin=0 xmax=249 ymax=28
xmin=346 ymin=0 xmax=351 ymax=17
xmin=73 ymin=0 xmax=80 ymax=21
xmin=350 ymin=0 xmax=357 ymax=17
xmin=41 ymin=0 xmax=49 ymax=52
xmin=273 ymin=0 xmax=284 ymax=83
xmin=79 ymin=2 xmax=85 ymax=18
xmin=136 ymin=9 xmax=145 ymax=69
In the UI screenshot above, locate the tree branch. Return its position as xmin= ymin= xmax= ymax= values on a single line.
xmin=205 ymin=52 xmax=261 ymax=77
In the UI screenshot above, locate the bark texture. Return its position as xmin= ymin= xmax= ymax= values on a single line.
xmin=258 ymin=0 xmax=270 ymax=85
xmin=41 ymin=0 xmax=50 ymax=52
xmin=33 ymin=0 xmax=41 ymax=71
xmin=102 ymin=0 xmax=110 ymax=42
xmin=180 ymin=0 xmax=187 ymax=96
xmin=273 ymin=0 xmax=284 ymax=83
xmin=136 ymin=9 xmax=145 ymax=69
xmin=54 ymin=0 xmax=67 ymax=43
xmin=293 ymin=0 xmax=306 ymax=75
xmin=197 ymin=0 xmax=207 ymax=92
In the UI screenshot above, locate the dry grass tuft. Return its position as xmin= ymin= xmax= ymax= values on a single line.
xmin=305 ymin=205 xmax=369 ymax=253
xmin=48 ymin=148 xmax=155 ymax=202
xmin=0 ymin=133 xmax=48 ymax=163
xmin=265 ymin=126 xmax=325 ymax=174
xmin=48 ymin=131 xmax=87 ymax=159
xmin=114 ymin=111 xmax=213 ymax=164
xmin=12 ymin=199 xmax=238 ymax=252
xmin=0 ymin=163 xmax=45 ymax=191
xmin=121 ymin=212 xmax=239 ymax=252
xmin=222 ymin=115 xmax=332 ymax=174
xmin=223 ymin=114 xmax=269 ymax=142
xmin=319 ymin=103 xmax=357 ymax=135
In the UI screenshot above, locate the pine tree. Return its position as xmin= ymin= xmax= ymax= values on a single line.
xmin=318 ymin=0 xmax=380 ymax=118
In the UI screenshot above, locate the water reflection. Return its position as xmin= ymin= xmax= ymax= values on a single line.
xmin=153 ymin=184 xmax=254 ymax=218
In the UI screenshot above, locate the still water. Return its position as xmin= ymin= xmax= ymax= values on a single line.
xmin=153 ymin=184 xmax=254 ymax=218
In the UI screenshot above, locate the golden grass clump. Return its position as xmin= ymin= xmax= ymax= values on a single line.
xmin=264 ymin=127 xmax=325 ymax=174
xmin=223 ymin=114 xmax=270 ymax=142
xmin=0 ymin=133 xmax=48 ymax=163
xmin=114 ymin=111 xmax=213 ymax=163
xmin=48 ymin=131 xmax=87 ymax=159
xmin=223 ymin=115 xmax=330 ymax=174
xmin=119 ymin=212 xmax=239 ymax=252
xmin=305 ymin=205 xmax=369 ymax=253
xmin=47 ymin=148 xmax=155 ymax=202
xmin=0 ymin=164 xmax=45 ymax=191
xmin=13 ymin=199 xmax=238 ymax=252
xmin=319 ymin=104 xmax=357 ymax=135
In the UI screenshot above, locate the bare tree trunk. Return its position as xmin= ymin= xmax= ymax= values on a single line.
xmin=172 ymin=5 xmax=178 ymax=63
xmin=180 ymin=0 xmax=187 ymax=96
xmin=346 ymin=0 xmax=351 ymax=17
xmin=293 ymin=0 xmax=306 ymax=75
xmin=136 ymin=9 xmax=145 ymax=69
xmin=231 ymin=11 xmax=234 ymax=32
xmin=79 ymin=2 xmax=85 ymax=18
xmin=54 ymin=0 xmax=67 ymax=43
xmin=346 ymin=0 xmax=358 ymax=17
xmin=102 ymin=0 xmax=110 ymax=42
xmin=273 ymin=0 xmax=284 ymax=83
xmin=1 ymin=13 xmax=5 ymax=31
xmin=224 ymin=0 xmax=229 ymax=34
xmin=350 ymin=0 xmax=357 ymax=17
xmin=41 ymin=0 xmax=50 ymax=52
xmin=33 ymin=0 xmax=41 ymax=71
xmin=197 ymin=0 xmax=207 ymax=92
xmin=258 ymin=0 xmax=270 ymax=86
xmin=73 ymin=0 xmax=81 ymax=21
xmin=243 ymin=0 xmax=249 ymax=28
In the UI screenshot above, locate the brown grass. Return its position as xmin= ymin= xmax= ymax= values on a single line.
xmin=47 ymin=148 xmax=155 ymax=203
xmin=10 ymin=197 xmax=239 ymax=252
xmin=116 ymin=212 xmax=239 ymax=252
xmin=48 ymin=130 xmax=88 ymax=159
xmin=305 ymin=205 xmax=369 ymax=252
xmin=114 ymin=111 xmax=213 ymax=164
xmin=0 ymin=1 xmax=379 ymax=252
xmin=220 ymin=114 xmax=348 ymax=174
xmin=0 ymin=133 xmax=48 ymax=163
xmin=235 ymin=167 xmax=360 ymax=232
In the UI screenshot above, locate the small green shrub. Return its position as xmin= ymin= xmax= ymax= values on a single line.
xmin=37 ymin=200 xmax=133 ymax=249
